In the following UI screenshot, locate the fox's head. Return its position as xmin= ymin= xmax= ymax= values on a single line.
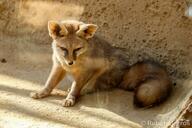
xmin=48 ymin=20 xmax=98 ymax=66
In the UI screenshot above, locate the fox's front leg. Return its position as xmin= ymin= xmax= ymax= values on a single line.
xmin=62 ymin=68 xmax=105 ymax=107
xmin=62 ymin=71 xmax=92 ymax=107
xmin=30 ymin=63 xmax=65 ymax=99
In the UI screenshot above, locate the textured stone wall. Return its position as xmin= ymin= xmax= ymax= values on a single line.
xmin=0 ymin=0 xmax=192 ymax=80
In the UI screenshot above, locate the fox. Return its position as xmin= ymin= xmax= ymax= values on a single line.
xmin=30 ymin=20 xmax=172 ymax=107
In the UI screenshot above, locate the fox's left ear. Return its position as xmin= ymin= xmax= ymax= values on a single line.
xmin=76 ymin=24 xmax=98 ymax=39
xmin=48 ymin=21 xmax=68 ymax=39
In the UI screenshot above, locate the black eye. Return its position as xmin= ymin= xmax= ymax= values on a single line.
xmin=59 ymin=34 xmax=65 ymax=37
xmin=60 ymin=47 xmax=67 ymax=51
xmin=60 ymin=47 xmax=68 ymax=55
xmin=73 ymin=47 xmax=82 ymax=53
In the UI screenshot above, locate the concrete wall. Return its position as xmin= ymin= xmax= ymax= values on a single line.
xmin=0 ymin=0 xmax=191 ymax=80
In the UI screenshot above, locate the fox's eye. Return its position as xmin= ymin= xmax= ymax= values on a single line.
xmin=60 ymin=47 xmax=68 ymax=55
xmin=59 ymin=34 xmax=65 ymax=37
xmin=74 ymin=47 xmax=82 ymax=53
xmin=60 ymin=47 xmax=67 ymax=51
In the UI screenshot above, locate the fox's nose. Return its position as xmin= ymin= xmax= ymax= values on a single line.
xmin=68 ymin=61 xmax=73 ymax=65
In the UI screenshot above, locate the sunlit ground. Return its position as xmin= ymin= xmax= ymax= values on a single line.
xmin=0 ymin=67 xmax=143 ymax=128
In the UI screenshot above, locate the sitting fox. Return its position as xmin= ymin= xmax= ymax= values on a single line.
xmin=30 ymin=20 xmax=172 ymax=107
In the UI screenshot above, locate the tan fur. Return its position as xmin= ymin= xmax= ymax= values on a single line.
xmin=120 ymin=61 xmax=172 ymax=107
xmin=30 ymin=20 xmax=172 ymax=107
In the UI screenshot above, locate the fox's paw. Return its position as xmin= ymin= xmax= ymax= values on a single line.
xmin=67 ymin=88 xmax=71 ymax=92
xmin=30 ymin=90 xmax=50 ymax=99
xmin=62 ymin=95 xmax=76 ymax=107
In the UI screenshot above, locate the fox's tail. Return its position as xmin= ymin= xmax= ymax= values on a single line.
xmin=133 ymin=77 xmax=172 ymax=107
xmin=119 ymin=61 xmax=172 ymax=107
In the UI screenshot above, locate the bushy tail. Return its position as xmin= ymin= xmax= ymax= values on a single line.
xmin=119 ymin=60 xmax=172 ymax=107
xmin=133 ymin=78 xmax=172 ymax=107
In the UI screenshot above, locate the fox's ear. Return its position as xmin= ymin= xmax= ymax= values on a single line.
xmin=48 ymin=21 xmax=68 ymax=39
xmin=76 ymin=24 xmax=98 ymax=39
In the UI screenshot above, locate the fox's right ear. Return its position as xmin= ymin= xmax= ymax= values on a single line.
xmin=76 ymin=24 xmax=98 ymax=39
xmin=48 ymin=21 xmax=68 ymax=39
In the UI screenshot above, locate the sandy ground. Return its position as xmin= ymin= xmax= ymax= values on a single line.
xmin=0 ymin=63 xmax=143 ymax=128
xmin=0 ymin=41 xmax=191 ymax=128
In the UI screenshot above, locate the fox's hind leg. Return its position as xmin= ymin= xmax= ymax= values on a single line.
xmin=30 ymin=63 xmax=65 ymax=99
xmin=119 ymin=69 xmax=139 ymax=91
xmin=119 ymin=79 xmax=137 ymax=91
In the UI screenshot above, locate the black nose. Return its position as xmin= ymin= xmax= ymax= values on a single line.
xmin=68 ymin=61 xmax=73 ymax=65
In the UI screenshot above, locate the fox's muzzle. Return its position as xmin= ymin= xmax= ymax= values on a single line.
xmin=68 ymin=61 xmax=73 ymax=65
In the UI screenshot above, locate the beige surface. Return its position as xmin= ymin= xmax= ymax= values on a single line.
xmin=0 ymin=0 xmax=192 ymax=128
